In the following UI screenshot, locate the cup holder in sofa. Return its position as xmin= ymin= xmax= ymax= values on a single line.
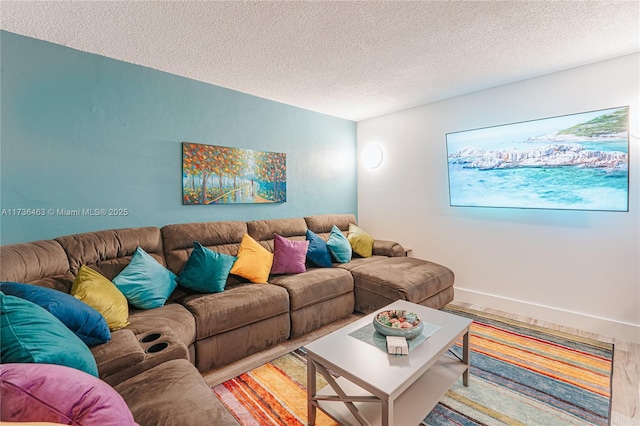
xmin=139 ymin=333 xmax=162 ymax=343
xmin=145 ymin=342 xmax=170 ymax=354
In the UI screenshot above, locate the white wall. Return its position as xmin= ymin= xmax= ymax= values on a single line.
xmin=357 ymin=53 xmax=640 ymax=343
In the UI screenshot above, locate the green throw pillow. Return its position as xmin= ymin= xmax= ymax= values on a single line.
xmin=347 ymin=223 xmax=375 ymax=258
xmin=178 ymin=242 xmax=237 ymax=293
xmin=0 ymin=292 xmax=99 ymax=377
xmin=327 ymin=225 xmax=352 ymax=263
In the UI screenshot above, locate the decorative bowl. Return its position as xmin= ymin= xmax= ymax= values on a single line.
xmin=373 ymin=309 xmax=424 ymax=340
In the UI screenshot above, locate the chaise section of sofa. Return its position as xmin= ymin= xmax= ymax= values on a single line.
xmin=347 ymin=256 xmax=455 ymax=313
xmin=305 ymin=213 xmax=455 ymax=313
xmin=161 ymin=220 xmax=291 ymax=372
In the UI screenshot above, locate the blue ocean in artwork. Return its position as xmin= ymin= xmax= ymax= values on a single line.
xmin=446 ymin=107 xmax=629 ymax=212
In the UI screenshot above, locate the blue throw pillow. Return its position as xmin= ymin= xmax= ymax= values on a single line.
xmin=113 ymin=247 xmax=177 ymax=310
xmin=0 ymin=282 xmax=110 ymax=347
xmin=305 ymin=230 xmax=333 ymax=268
xmin=327 ymin=225 xmax=352 ymax=263
xmin=0 ymin=292 xmax=99 ymax=377
xmin=177 ymin=242 xmax=237 ymax=293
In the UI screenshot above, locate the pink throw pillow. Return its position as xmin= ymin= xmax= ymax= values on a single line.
xmin=0 ymin=363 xmax=137 ymax=425
xmin=271 ymin=234 xmax=309 ymax=274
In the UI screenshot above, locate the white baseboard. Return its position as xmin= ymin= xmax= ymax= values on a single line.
xmin=454 ymin=287 xmax=640 ymax=344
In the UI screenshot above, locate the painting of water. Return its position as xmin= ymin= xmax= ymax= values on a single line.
xmin=446 ymin=106 xmax=629 ymax=212
xmin=182 ymin=142 xmax=286 ymax=204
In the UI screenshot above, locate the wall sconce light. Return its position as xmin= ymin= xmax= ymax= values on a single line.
xmin=362 ymin=144 xmax=383 ymax=169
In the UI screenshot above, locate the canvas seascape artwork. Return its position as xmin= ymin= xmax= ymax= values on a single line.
xmin=182 ymin=142 xmax=286 ymax=204
xmin=446 ymin=106 xmax=629 ymax=212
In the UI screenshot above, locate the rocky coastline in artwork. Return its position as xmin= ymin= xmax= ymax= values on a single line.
xmin=524 ymin=131 xmax=627 ymax=143
xmin=449 ymin=142 xmax=628 ymax=171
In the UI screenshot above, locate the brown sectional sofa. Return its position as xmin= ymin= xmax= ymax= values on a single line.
xmin=0 ymin=213 xmax=454 ymax=425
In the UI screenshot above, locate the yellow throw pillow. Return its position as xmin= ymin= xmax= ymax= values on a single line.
xmin=230 ymin=234 xmax=274 ymax=283
xmin=71 ymin=265 xmax=130 ymax=331
xmin=347 ymin=223 xmax=375 ymax=258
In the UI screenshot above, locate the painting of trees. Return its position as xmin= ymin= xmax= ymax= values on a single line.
xmin=182 ymin=142 xmax=286 ymax=204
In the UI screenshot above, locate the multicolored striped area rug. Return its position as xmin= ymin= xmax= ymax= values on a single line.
xmin=212 ymin=305 xmax=613 ymax=426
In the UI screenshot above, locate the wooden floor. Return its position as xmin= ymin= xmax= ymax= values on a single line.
xmin=202 ymin=300 xmax=639 ymax=425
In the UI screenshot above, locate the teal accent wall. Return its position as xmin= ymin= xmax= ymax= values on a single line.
xmin=0 ymin=31 xmax=357 ymax=244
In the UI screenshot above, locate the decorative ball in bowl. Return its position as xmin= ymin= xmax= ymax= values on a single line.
xmin=373 ymin=310 xmax=424 ymax=340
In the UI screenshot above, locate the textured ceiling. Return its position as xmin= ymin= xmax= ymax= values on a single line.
xmin=1 ymin=1 xmax=638 ymax=121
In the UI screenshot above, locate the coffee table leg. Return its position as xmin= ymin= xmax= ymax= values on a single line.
xmin=307 ymin=357 xmax=317 ymax=425
xmin=382 ymin=399 xmax=391 ymax=426
xmin=462 ymin=329 xmax=470 ymax=387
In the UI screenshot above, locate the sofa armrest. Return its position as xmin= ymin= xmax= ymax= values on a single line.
xmin=372 ymin=240 xmax=406 ymax=257
xmin=93 ymin=327 xmax=190 ymax=387
xmin=91 ymin=329 xmax=145 ymax=379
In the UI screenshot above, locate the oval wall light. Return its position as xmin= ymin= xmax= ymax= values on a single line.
xmin=362 ymin=144 xmax=384 ymax=169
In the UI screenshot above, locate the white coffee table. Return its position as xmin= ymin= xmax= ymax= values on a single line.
xmin=306 ymin=300 xmax=471 ymax=426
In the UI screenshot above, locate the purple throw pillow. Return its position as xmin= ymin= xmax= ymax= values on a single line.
xmin=271 ymin=234 xmax=309 ymax=275
xmin=0 ymin=363 xmax=138 ymax=425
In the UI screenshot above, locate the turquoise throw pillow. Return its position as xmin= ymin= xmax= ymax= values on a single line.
xmin=0 ymin=282 xmax=110 ymax=346
xmin=177 ymin=242 xmax=237 ymax=293
xmin=0 ymin=292 xmax=99 ymax=377
xmin=305 ymin=230 xmax=333 ymax=268
xmin=113 ymin=247 xmax=177 ymax=310
xmin=327 ymin=225 xmax=352 ymax=263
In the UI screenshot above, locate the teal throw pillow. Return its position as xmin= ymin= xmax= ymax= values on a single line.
xmin=113 ymin=247 xmax=177 ymax=310
xmin=305 ymin=230 xmax=333 ymax=268
xmin=0 ymin=282 xmax=110 ymax=346
xmin=327 ymin=225 xmax=352 ymax=263
xmin=0 ymin=292 xmax=99 ymax=377
xmin=177 ymin=242 xmax=237 ymax=293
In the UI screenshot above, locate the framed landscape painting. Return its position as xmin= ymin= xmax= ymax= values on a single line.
xmin=182 ymin=142 xmax=286 ymax=204
xmin=446 ymin=106 xmax=629 ymax=212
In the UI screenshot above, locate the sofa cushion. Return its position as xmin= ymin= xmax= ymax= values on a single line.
xmin=113 ymin=247 xmax=177 ymax=309
xmin=114 ymin=359 xmax=239 ymax=426
xmin=269 ymin=267 xmax=354 ymax=311
xmin=271 ymin=234 xmax=308 ymax=275
xmin=305 ymin=230 xmax=333 ymax=268
xmin=0 ymin=293 xmax=99 ymax=377
xmin=177 ymin=242 xmax=236 ymax=293
xmin=0 ymin=281 xmax=110 ymax=346
xmin=72 ymin=265 xmax=130 ymax=331
xmin=177 ymin=283 xmax=289 ymax=340
xmin=327 ymin=225 xmax=352 ymax=263
xmin=0 ymin=363 xmax=136 ymax=425
xmin=347 ymin=223 xmax=374 ymax=258
xmin=230 ymin=234 xmax=273 ymax=283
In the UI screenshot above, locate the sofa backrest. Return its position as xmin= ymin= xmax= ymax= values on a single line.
xmin=161 ymin=221 xmax=247 ymax=275
xmin=304 ymin=213 xmax=357 ymax=240
xmin=246 ymin=217 xmax=308 ymax=251
xmin=55 ymin=227 xmax=164 ymax=280
xmin=0 ymin=214 xmax=361 ymax=292
xmin=0 ymin=240 xmax=74 ymax=292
